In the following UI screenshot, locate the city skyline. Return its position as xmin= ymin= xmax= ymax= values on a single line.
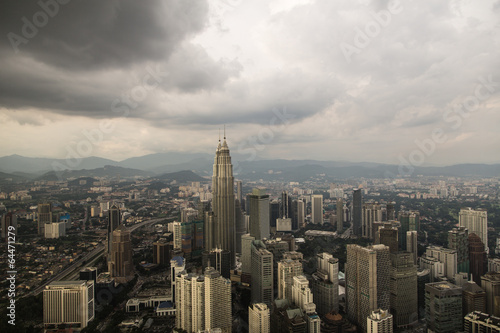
xmin=0 ymin=1 xmax=499 ymax=166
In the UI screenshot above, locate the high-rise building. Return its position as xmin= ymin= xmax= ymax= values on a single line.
xmin=378 ymin=223 xmax=399 ymax=253
xmin=281 ymin=191 xmax=291 ymax=219
xmin=80 ymin=267 xmax=97 ymax=286
xmin=38 ymin=202 xmax=52 ymax=236
xmin=173 ymin=221 xmax=182 ymax=250
xmin=43 ymin=280 xmax=95 ymax=330
xmin=460 ymin=207 xmax=488 ymax=250
xmin=312 ymin=253 xmax=339 ymax=315
xmin=235 ymin=198 xmax=246 ymax=254
xmin=422 ymin=245 xmax=458 ymax=280
xmin=241 ymin=234 xmax=256 ymax=276
xmin=425 ymin=282 xmax=463 ymax=333
xmin=336 ymin=198 xmax=343 ymax=233
xmin=469 ymin=233 xmax=487 ymax=285
xmin=448 ymin=226 xmax=470 ymax=274
xmin=406 ymin=230 xmax=418 ymax=264
xmin=1 ymin=212 xmax=17 ymax=243
xmin=417 ymin=269 xmax=430 ymax=319
xmin=390 ymin=252 xmax=418 ymax=330
xmin=236 ymin=180 xmax=243 ymax=203
xmin=175 ymin=267 xmax=232 ymax=333
xmin=108 ymin=224 xmax=133 ymax=283
xmin=462 ymin=280 xmax=486 ymax=317
xmin=202 ymin=248 xmax=231 ymax=279
xmin=386 ymin=202 xmax=395 ymax=221
xmin=352 ymin=189 xmax=362 ymax=237
xmin=251 ymin=240 xmax=273 ymax=306
xmin=269 ymin=200 xmax=280 ymax=230
xmin=292 ymin=275 xmax=316 ymax=314
xmin=249 ymin=303 xmax=270 ymax=333
xmin=482 ymin=272 xmax=500 ymax=316
xmin=44 ymin=222 xmax=66 ymax=239
xmin=311 ymin=194 xmax=323 ymax=224
xmin=210 ymin=134 xmax=236 ymax=266
xmin=278 ymin=258 xmax=303 ymax=301
xmin=107 ymin=204 xmax=121 ymax=258
xmin=366 ymin=309 xmax=393 ymax=333
xmin=464 ymin=311 xmax=500 ymax=332
xmin=296 ymin=198 xmax=306 ymax=229
xmin=249 ymin=189 xmax=270 ymax=240
xmin=362 ymin=202 xmax=382 ymax=239
xmin=398 ymin=211 xmax=419 ymax=251
xmin=153 ymin=239 xmax=171 ymax=266
xmin=346 ymin=244 xmax=390 ymax=332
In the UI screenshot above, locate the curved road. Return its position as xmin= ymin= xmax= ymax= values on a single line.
xmin=30 ymin=218 xmax=163 ymax=296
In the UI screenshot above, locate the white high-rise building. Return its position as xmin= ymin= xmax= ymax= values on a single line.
xmin=43 ymin=280 xmax=95 ymax=330
xmin=44 ymin=222 xmax=66 ymax=239
xmin=367 ymin=309 xmax=393 ymax=333
xmin=311 ymin=195 xmax=323 ymax=224
xmin=172 ymin=221 xmax=182 ymax=250
xmin=278 ymin=259 xmax=303 ymax=301
xmin=459 ymin=207 xmax=488 ymax=249
xmin=312 ymin=253 xmax=339 ymax=314
xmin=292 ymin=275 xmax=316 ymax=314
xmin=175 ymin=267 xmax=232 ymax=333
xmin=406 ymin=230 xmax=418 ymax=265
xmin=249 ymin=303 xmax=270 ymax=333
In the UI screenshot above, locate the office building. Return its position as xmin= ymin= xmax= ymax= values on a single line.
xmin=1 ymin=212 xmax=17 ymax=243
xmin=312 ymin=252 xmax=339 ymax=315
xmin=80 ymin=267 xmax=97 ymax=286
xmin=108 ymin=224 xmax=134 ymax=283
xmin=311 ymin=194 xmax=323 ymax=224
xmin=346 ymin=244 xmax=390 ymax=332
xmin=45 ymin=222 xmax=66 ymax=239
xmin=398 ymin=211 xmax=419 ymax=251
xmin=362 ymin=202 xmax=382 ymax=239
xmin=210 ymin=134 xmax=236 ymax=266
xmin=170 ymin=256 xmax=185 ymax=301
xmin=202 ymin=248 xmax=231 ymax=279
xmin=235 ymin=198 xmax=246 ymax=254
xmin=489 ymin=258 xmax=500 ymax=272
xmin=425 ymin=282 xmax=463 ymax=333
xmin=464 ymin=311 xmax=500 ymax=332
xmin=417 ymin=269 xmax=430 ymax=319
xmin=459 ymin=208 xmax=488 ymax=249
xmin=378 ymin=223 xmax=399 ymax=253
xmin=336 ymin=198 xmax=343 ymax=232
xmin=482 ymin=272 xmax=500 ymax=317
xmin=175 ymin=267 xmax=232 ymax=333
xmin=463 ymin=280 xmax=486 ymax=317
xmin=352 ymin=189 xmax=362 ymax=237
xmin=448 ymin=226 xmax=470 ymax=274
xmin=241 ymin=234 xmax=255 ymax=276
xmin=38 ymin=202 xmax=52 ymax=236
xmin=270 ymin=200 xmax=280 ymax=230
xmin=251 ymin=240 xmax=273 ymax=306
xmin=292 ymin=275 xmax=316 ymax=314
xmin=249 ymin=303 xmax=270 ymax=333
xmin=469 ymin=233 xmax=487 ymax=285
xmin=107 ymin=204 xmax=121 ymax=258
xmin=366 ymin=309 xmax=393 ymax=333
xmin=423 ymin=246 xmax=457 ymax=280
xmin=153 ymin=239 xmax=171 ymax=266
xmin=406 ymin=230 xmax=418 ymax=264
xmin=249 ymin=189 xmax=270 ymax=240
xmin=43 ymin=280 xmax=95 ymax=331
xmin=390 ymin=252 xmax=418 ymax=330
xmin=278 ymin=258 xmax=303 ymax=301
xmin=296 ymin=198 xmax=306 ymax=229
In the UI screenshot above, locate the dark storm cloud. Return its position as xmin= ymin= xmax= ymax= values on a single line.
xmin=0 ymin=0 xmax=208 ymax=69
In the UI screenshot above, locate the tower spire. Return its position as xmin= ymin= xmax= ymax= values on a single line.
xmin=224 ymin=124 xmax=226 ymax=140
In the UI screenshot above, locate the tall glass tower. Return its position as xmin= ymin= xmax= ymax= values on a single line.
xmin=210 ymin=133 xmax=236 ymax=266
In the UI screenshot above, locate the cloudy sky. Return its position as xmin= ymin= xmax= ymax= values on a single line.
xmin=0 ymin=0 xmax=499 ymax=166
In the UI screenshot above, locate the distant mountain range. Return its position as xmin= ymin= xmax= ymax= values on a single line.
xmin=0 ymin=153 xmax=499 ymax=183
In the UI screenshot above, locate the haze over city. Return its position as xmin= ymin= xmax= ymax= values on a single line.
xmin=1 ymin=0 xmax=499 ymax=166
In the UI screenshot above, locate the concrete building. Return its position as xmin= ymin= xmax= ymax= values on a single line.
xmin=390 ymin=252 xmax=418 ymax=330
xmin=202 ymin=248 xmax=231 ymax=279
xmin=251 ymin=240 xmax=273 ymax=306
xmin=346 ymin=244 xmax=390 ymax=332
xmin=406 ymin=230 xmax=418 ymax=264
xmin=108 ymin=224 xmax=134 ymax=283
xmin=292 ymin=275 xmax=316 ymax=315
xmin=398 ymin=210 xmax=419 ymax=251
xmin=1 ymin=212 xmax=17 ymax=243
xmin=448 ymin=226 xmax=470 ymax=274
xmin=362 ymin=202 xmax=382 ymax=240
xmin=366 ymin=309 xmax=393 ymax=333
xmin=482 ymin=271 xmax=500 ymax=317
xmin=469 ymin=233 xmax=487 ymax=285
xmin=423 ymin=246 xmax=458 ymax=280
xmin=312 ymin=252 xmax=339 ymax=315
xmin=425 ymin=282 xmax=463 ymax=333
xmin=336 ymin=198 xmax=344 ymax=233
xmin=249 ymin=303 xmax=270 ymax=333
xmin=278 ymin=258 xmax=303 ymax=301
xmin=352 ymin=189 xmax=362 ymax=237
xmin=249 ymin=188 xmax=270 ymax=240
xmin=43 ymin=280 xmax=95 ymax=331
xmin=153 ymin=239 xmax=171 ymax=266
xmin=459 ymin=207 xmax=488 ymax=251
xmin=462 ymin=280 xmax=486 ymax=317
xmin=311 ymin=194 xmax=323 ymax=224
xmin=107 ymin=204 xmax=121 ymax=258
xmin=44 ymin=222 xmax=66 ymax=239
xmin=464 ymin=311 xmax=500 ymax=332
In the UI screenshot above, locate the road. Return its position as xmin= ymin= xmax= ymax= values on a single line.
xmin=30 ymin=218 xmax=163 ymax=296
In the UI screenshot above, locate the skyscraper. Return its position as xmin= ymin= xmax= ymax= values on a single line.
xmin=425 ymin=282 xmax=463 ymax=333
xmin=469 ymin=233 xmax=487 ymax=285
xmin=311 ymin=194 xmax=323 ymax=224
xmin=406 ymin=230 xmax=418 ymax=264
xmin=362 ymin=202 xmax=382 ymax=239
xmin=107 ymin=204 xmax=121 ymax=258
xmin=153 ymin=239 xmax=171 ymax=266
xmin=336 ymin=198 xmax=343 ymax=233
xmin=204 ymin=267 xmax=232 ymax=333
xmin=398 ymin=210 xmax=419 ymax=251
xmin=346 ymin=244 xmax=390 ymax=332
xmin=352 ymin=189 xmax=362 ymax=237
xmin=251 ymin=240 xmax=274 ymax=306
xmin=210 ymin=134 xmax=236 ymax=266
xmin=202 ymin=248 xmax=231 ymax=279
xmin=312 ymin=253 xmax=339 ymax=315
xmin=292 ymin=275 xmax=316 ymax=314
xmin=366 ymin=309 xmax=393 ymax=333
xmin=43 ymin=280 xmax=95 ymax=331
xmin=278 ymin=258 xmax=303 ymax=301
xmin=38 ymin=202 xmax=52 ymax=236
xmin=108 ymin=224 xmax=133 ymax=283
xmin=482 ymin=272 xmax=500 ymax=317
xmin=249 ymin=303 xmax=270 ymax=333
xmin=390 ymin=252 xmax=418 ymax=330
xmin=1 ymin=212 xmax=17 ymax=243
xmin=462 ymin=280 xmax=486 ymax=317
xmin=448 ymin=226 xmax=470 ymax=274
xmin=249 ymin=188 xmax=270 ymax=240
xmin=460 ymin=207 xmax=488 ymax=250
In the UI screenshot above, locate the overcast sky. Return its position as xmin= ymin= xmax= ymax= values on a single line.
xmin=0 ymin=0 xmax=499 ymax=166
